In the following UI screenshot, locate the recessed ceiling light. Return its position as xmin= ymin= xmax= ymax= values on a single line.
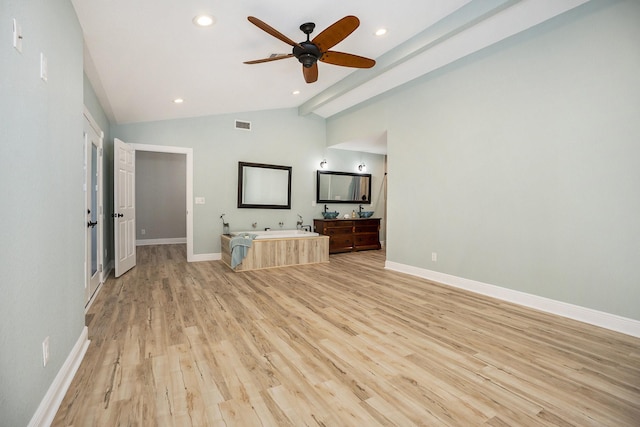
xmin=193 ymin=15 xmax=215 ymax=27
xmin=375 ymin=28 xmax=388 ymax=36
xmin=173 ymin=98 xmax=184 ymax=104
xmin=292 ymin=90 xmax=300 ymax=95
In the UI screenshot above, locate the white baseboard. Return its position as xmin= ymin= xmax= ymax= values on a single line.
xmin=190 ymin=252 xmax=221 ymax=262
xmin=84 ymin=280 xmax=104 ymax=314
xmin=136 ymin=237 xmax=187 ymax=246
xmin=102 ymin=260 xmax=114 ymax=281
xmin=28 ymin=326 xmax=90 ymax=427
xmin=385 ymin=261 xmax=640 ymax=338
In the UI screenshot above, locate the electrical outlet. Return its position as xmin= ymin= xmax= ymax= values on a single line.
xmin=195 ymin=197 xmax=205 ymax=204
xmin=42 ymin=336 xmax=50 ymax=367
xmin=432 ymin=252 xmax=437 ymax=262
xmin=141 ymin=229 xmax=146 ymax=235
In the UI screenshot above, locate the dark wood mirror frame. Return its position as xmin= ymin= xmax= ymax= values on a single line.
xmin=316 ymin=170 xmax=372 ymax=204
xmin=238 ymin=162 xmax=292 ymax=209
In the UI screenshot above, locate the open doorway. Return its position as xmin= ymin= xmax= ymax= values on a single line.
xmin=129 ymin=143 xmax=194 ymax=261
xmin=326 ymin=131 xmax=388 ymax=249
xmin=135 ymin=151 xmax=186 ymax=246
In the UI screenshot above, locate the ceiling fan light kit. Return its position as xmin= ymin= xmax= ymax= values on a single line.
xmin=244 ymin=15 xmax=376 ymax=83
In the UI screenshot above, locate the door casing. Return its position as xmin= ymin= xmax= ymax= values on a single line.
xmin=84 ymin=108 xmax=104 ymax=306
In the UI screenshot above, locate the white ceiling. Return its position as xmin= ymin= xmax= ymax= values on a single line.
xmin=73 ymin=0 xmax=589 ymax=129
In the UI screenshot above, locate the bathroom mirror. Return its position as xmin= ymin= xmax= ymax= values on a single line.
xmin=238 ymin=162 xmax=292 ymax=209
xmin=316 ymin=170 xmax=372 ymax=204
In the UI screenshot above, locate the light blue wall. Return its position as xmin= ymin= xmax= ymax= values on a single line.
xmin=0 ymin=0 xmax=85 ymax=425
xmin=83 ymin=73 xmax=110 ymax=134
xmin=327 ymin=0 xmax=640 ymax=320
xmin=112 ymin=109 xmax=385 ymax=254
xmin=112 ymin=109 xmax=383 ymax=254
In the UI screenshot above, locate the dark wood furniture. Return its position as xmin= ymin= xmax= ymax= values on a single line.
xmin=313 ymin=218 xmax=381 ymax=254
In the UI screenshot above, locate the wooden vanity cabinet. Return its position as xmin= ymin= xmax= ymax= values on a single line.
xmin=314 ymin=218 xmax=381 ymax=254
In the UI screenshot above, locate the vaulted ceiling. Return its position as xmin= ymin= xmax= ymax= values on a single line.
xmin=72 ymin=0 xmax=588 ymax=125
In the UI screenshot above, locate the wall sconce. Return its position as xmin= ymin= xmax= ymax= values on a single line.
xmin=358 ymin=163 xmax=366 ymax=172
xmin=320 ymin=159 xmax=328 ymax=169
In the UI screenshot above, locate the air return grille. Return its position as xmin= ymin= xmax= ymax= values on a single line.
xmin=234 ymin=120 xmax=251 ymax=131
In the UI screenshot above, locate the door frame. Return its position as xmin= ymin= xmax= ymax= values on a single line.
xmin=129 ymin=143 xmax=194 ymax=262
xmin=83 ymin=107 xmax=104 ymax=307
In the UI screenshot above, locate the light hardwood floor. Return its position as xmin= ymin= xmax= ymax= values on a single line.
xmin=53 ymin=245 xmax=640 ymax=426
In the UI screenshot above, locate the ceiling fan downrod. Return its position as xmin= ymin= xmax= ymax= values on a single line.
xmin=294 ymin=22 xmax=320 ymax=68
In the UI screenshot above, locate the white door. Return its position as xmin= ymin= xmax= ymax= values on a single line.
xmin=114 ymin=138 xmax=136 ymax=277
xmin=84 ymin=114 xmax=103 ymax=303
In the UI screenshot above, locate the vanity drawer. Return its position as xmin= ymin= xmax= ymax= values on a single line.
xmin=354 ymin=233 xmax=378 ymax=245
xmin=329 ymin=235 xmax=353 ymax=252
xmin=326 ymin=226 xmax=353 ymax=236
xmin=329 ymin=237 xmax=353 ymax=253
xmin=356 ymin=219 xmax=379 ymax=227
xmin=354 ymin=224 xmax=378 ymax=233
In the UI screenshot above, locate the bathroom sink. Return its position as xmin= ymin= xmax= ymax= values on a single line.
xmin=322 ymin=211 xmax=339 ymax=219
xmin=357 ymin=211 xmax=374 ymax=218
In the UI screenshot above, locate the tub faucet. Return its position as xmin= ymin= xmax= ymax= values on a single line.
xmin=296 ymin=214 xmax=303 ymax=229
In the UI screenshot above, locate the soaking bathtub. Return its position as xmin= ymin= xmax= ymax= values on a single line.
xmin=233 ymin=229 xmax=320 ymax=239
xmin=220 ymin=230 xmax=329 ymax=271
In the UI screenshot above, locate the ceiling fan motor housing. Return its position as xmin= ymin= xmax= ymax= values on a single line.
xmin=293 ymin=42 xmax=321 ymax=68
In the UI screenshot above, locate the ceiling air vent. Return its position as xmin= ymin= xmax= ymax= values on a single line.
xmin=235 ymin=120 xmax=251 ymax=131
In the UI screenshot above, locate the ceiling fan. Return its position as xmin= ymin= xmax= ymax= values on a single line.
xmin=244 ymin=15 xmax=376 ymax=83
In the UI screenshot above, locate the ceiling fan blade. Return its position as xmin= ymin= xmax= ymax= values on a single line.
xmin=312 ymin=16 xmax=360 ymax=52
xmin=247 ymin=16 xmax=302 ymax=49
xmin=303 ymin=63 xmax=318 ymax=83
xmin=320 ymin=51 xmax=375 ymax=68
xmin=244 ymin=54 xmax=294 ymax=65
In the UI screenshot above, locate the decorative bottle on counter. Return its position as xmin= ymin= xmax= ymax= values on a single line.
xmin=351 ymin=210 xmax=356 ymax=218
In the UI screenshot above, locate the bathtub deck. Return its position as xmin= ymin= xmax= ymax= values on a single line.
xmin=221 ymin=234 xmax=329 ymax=271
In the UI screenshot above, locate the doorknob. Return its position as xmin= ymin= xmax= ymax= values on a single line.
xmin=112 ymin=213 xmax=124 ymax=218
xmin=87 ymin=220 xmax=98 ymax=228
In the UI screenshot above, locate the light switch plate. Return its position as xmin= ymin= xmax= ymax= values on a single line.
xmin=195 ymin=197 xmax=205 ymax=204
xmin=42 ymin=336 xmax=50 ymax=367
xmin=40 ymin=52 xmax=48 ymax=82
xmin=13 ymin=19 xmax=23 ymax=53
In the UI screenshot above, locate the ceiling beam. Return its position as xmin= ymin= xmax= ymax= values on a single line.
xmin=298 ymin=0 xmax=521 ymax=117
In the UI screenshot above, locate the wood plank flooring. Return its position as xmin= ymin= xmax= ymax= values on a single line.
xmin=53 ymin=245 xmax=640 ymax=426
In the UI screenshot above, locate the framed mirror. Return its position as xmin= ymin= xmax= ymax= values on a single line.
xmin=238 ymin=162 xmax=292 ymax=209
xmin=316 ymin=170 xmax=372 ymax=204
